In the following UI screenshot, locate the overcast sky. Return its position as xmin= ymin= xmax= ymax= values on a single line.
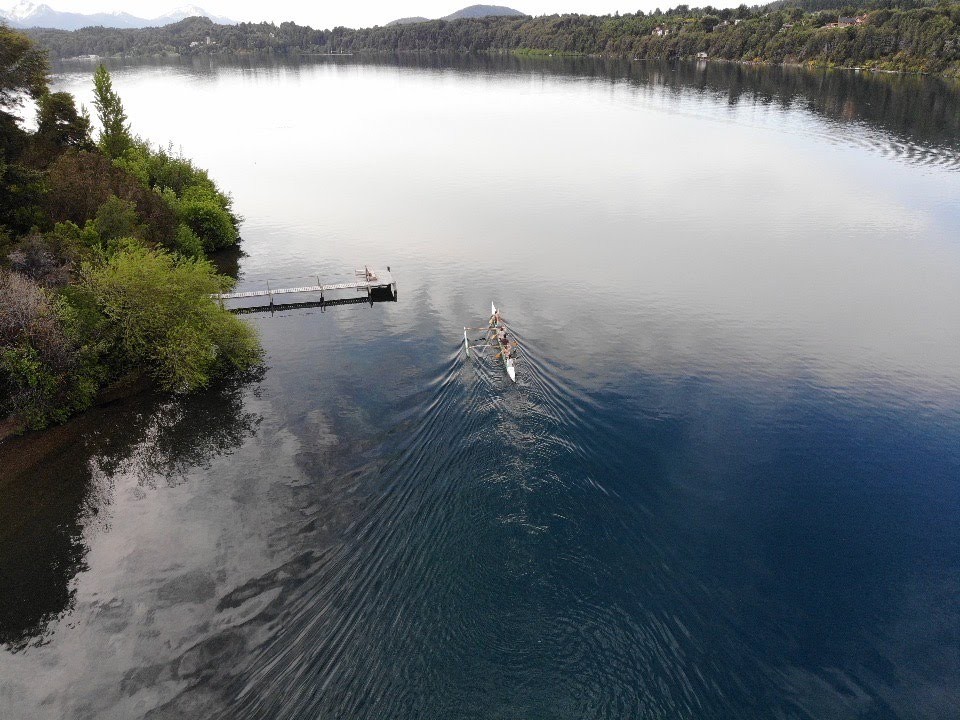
xmin=11 ymin=2 xmax=708 ymax=29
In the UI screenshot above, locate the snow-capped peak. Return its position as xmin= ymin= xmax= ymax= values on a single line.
xmin=7 ymin=2 xmax=46 ymax=20
xmin=1 ymin=2 xmax=235 ymax=28
xmin=156 ymin=5 xmax=209 ymax=20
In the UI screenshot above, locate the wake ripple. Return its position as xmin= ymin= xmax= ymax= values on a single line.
xmin=153 ymin=322 xmax=740 ymax=719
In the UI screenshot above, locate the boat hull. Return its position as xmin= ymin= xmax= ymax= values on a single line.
xmin=490 ymin=303 xmax=517 ymax=383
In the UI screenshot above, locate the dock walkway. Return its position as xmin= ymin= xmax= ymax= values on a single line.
xmin=214 ymin=266 xmax=397 ymax=313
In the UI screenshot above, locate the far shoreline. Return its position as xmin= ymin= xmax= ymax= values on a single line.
xmin=51 ymin=49 xmax=960 ymax=81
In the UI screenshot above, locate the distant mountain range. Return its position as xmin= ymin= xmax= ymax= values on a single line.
xmin=0 ymin=2 xmax=235 ymax=30
xmin=0 ymin=3 xmax=525 ymax=31
xmin=387 ymin=5 xmax=524 ymax=27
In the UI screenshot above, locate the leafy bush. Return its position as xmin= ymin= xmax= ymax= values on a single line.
xmin=78 ymin=245 xmax=260 ymax=391
xmin=93 ymin=195 xmax=146 ymax=244
xmin=6 ymin=221 xmax=101 ymax=288
xmin=45 ymin=150 xmax=177 ymax=245
xmin=0 ymin=270 xmax=102 ymax=428
xmin=7 ymin=233 xmax=72 ymax=287
xmin=179 ymin=195 xmax=238 ymax=252
xmin=172 ymin=224 xmax=205 ymax=258
xmin=116 ymin=141 xmax=240 ymax=252
xmin=117 ymin=142 xmax=217 ymax=197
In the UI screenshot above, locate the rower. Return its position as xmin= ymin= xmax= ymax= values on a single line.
xmin=491 ymin=309 xmax=502 ymax=325
xmin=497 ymin=327 xmax=507 ymax=343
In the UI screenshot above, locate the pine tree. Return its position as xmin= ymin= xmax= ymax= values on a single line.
xmin=92 ymin=64 xmax=131 ymax=159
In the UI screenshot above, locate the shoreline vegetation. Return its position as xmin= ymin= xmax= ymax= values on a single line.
xmin=22 ymin=0 xmax=960 ymax=78
xmin=0 ymin=26 xmax=261 ymax=438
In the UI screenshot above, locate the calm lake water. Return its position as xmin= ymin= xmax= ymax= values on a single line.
xmin=2 ymin=56 xmax=959 ymax=719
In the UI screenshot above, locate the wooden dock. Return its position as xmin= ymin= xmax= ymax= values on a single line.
xmin=214 ymin=266 xmax=397 ymax=313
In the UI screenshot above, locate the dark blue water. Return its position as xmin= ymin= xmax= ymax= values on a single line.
xmin=187 ymin=301 xmax=958 ymax=719
xmin=1 ymin=57 xmax=959 ymax=718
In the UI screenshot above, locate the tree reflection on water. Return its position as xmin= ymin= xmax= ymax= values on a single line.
xmin=0 ymin=369 xmax=263 ymax=651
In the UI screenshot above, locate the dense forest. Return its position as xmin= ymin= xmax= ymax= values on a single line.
xmin=0 ymin=26 xmax=260 ymax=433
xmin=23 ymin=1 xmax=960 ymax=76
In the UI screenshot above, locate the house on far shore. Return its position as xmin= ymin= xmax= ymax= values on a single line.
xmin=652 ymin=25 xmax=669 ymax=37
xmin=825 ymin=14 xmax=869 ymax=28
xmin=696 ymin=51 xmax=708 ymax=58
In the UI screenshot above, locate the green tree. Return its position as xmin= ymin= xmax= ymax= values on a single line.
xmin=0 ymin=27 xmax=51 ymax=237
xmin=0 ymin=158 xmax=47 ymax=235
xmin=27 ymin=91 xmax=93 ymax=167
xmin=92 ymin=64 xmax=132 ymax=159
xmin=0 ymin=25 xmax=49 ymax=121
xmin=701 ymin=15 xmax=722 ymax=31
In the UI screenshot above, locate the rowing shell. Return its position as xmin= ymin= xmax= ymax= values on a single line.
xmin=462 ymin=304 xmax=517 ymax=383
xmin=490 ymin=302 xmax=517 ymax=383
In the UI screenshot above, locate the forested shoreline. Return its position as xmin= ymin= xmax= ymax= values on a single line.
xmin=23 ymin=1 xmax=960 ymax=77
xmin=0 ymin=26 xmax=260 ymax=436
